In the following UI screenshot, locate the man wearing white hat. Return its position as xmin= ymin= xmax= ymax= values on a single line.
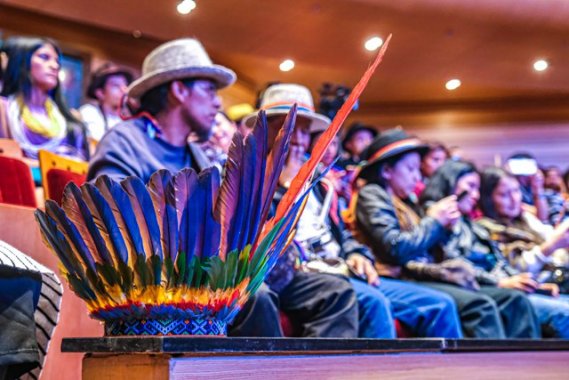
xmin=229 ymin=84 xmax=361 ymax=338
xmin=87 ymin=44 xmax=359 ymax=338
xmin=87 ymin=38 xmax=235 ymax=183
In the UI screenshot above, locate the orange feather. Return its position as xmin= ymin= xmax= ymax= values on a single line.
xmin=271 ymin=34 xmax=392 ymax=225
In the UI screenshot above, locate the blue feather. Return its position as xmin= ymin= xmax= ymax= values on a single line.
xmin=172 ymin=169 xmax=198 ymax=264
xmin=235 ymin=135 xmax=257 ymax=252
xmin=35 ymin=210 xmax=81 ymax=276
xmin=258 ymin=107 xmax=296 ymax=239
xmin=199 ymin=168 xmax=221 ymax=259
xmin=247 ymin=116 xmax=268 ymax=247
xmin=148 ymin=170 xmax=178 ymax=261
xmin=215 ymin=133 xmax=243 ymax=259
xmin=81 ymin=183 xmax=129 ymax=265
xmin=121 ymin=176 xmax=163 ymax=260
xmin=62 ymin=183 xmax=113 ymax=265
xmin=44 ymin=200 xmax=97 ymax=273
xmin=95 ymin=176 xmax=145 ymax=259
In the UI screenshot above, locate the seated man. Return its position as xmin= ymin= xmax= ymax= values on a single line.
xmin=88 ymin=39 xmax=358 ymax=338
xmin=79 ymin=63 xmax=133 ymax=144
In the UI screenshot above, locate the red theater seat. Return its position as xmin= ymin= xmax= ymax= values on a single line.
xmin=38 ymin=150 xmax=88 ymax=205
xmin=0 ymin=156 xmax=37 ymax=207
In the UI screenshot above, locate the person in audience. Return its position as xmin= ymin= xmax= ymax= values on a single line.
xmin=340 ymin=122 xmax=377 ymax=168
xmin=0 ymin=37 xmax=88 ymax=160
xmin=79 ymin=62 xmax=133 ymax=144
xmin=420 ymin=160 xmax=543 ymax=338
xmin=87 ymin=38 xmax=230 ymax=182
xmin=232 ymin=83 xmax=360 ymax=338
xmin=310 ymin=132 xmax=352 ymax=207
xmin=477 ymin=167 xmax=569 ymax=337
xmin=543 ymin=165 xmax=569 ymax=225
xmin=505 ymin=153 xmax=549 ymax=224
xmin=200 ymin=111 xmax=237 ymax=167
xmin=353 ymin=128 xmax=534 ymax=338
xmin=478 ymin=167 xmax=569 ymax=282
xmin=89 ymin=41 xmax=359 ymax=338
xmin=415 ymin=142 xmax=449 ymax=196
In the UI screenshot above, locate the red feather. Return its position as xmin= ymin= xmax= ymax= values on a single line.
xmin=272 ymin=34 xmax=392 ymax=225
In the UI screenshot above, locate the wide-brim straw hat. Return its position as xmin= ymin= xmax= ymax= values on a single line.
xmin=357 ymin=128 xmax=429 ymax=180
xmin=241 ymin=83 xmax=331 ymax=133
xmin=127 ymin=38 xmax=236 ymax=100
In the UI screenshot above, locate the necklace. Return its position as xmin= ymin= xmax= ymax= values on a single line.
xmin=19 ymin=97 xmax=63 ymax=138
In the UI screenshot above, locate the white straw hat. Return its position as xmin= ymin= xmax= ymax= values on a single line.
xmin=242 ymin=83 xmax=331 ymax=133
xmin=127 ymin=38 xmax=236 ymax=99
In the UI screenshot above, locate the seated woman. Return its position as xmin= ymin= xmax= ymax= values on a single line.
xmin=0 ymin=37 xmax=88 ymax=161
xmin=354 ymin=129 xmax=538 ymax=338
xmin=477 ymin=167 xmax=569 ymax=337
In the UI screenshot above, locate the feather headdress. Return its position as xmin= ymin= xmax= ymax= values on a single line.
xmin=35 ymin=36 xmax=391 ymax=335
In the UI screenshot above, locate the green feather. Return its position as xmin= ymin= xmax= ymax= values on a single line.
xmin=175 ymin=251 xmax=186 ymax=287
xmin=150 ymin=255 xmax=162 ymax=286
xmin=164 ymin=257 xmax=175 ymax=288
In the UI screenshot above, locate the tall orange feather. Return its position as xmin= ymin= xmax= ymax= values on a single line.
xmin=270 ymin=34 xmax=392 ymax=227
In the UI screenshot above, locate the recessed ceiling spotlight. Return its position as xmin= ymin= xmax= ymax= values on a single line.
xmin=177 ymin=0 xmax=196 ymax=15
xmin=364 ymin=36 xmax=383 ymax=52
xmin=132 ymin=30 xmax=142 ymax=38
xmin=445 ymin=79 xmax=461 ymax=91
xmin=279 ymin=59 xmax=295 ymax=72
xmin=533 ymin=59 xmax=548 ymax=72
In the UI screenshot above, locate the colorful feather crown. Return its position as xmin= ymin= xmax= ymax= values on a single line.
xmin=34 ymin=36 xmax=392 ymax=331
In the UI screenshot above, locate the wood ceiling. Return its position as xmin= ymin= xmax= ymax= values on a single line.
xmin=2 ymin=0 xmax=569 ymax=116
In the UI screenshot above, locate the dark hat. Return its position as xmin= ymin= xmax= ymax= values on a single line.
xmin=87 ymin=63 xmax=134 ymax=99
xmin=341 ymin=122 xmax=378 ymax=151
xmin=357 ymin=128 xmax=428 ymax=180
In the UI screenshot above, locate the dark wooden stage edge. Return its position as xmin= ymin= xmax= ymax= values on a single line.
xmin=64 ymin=338 xmax=569 ymax=379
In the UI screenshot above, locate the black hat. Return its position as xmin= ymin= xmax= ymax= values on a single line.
xmin=86 ymin=63 xmax=133 ymax=99
xmin=357 ymin=128 xmax=428 ymax=180
xmin=341 ymin=122 xmax=378 ymax=151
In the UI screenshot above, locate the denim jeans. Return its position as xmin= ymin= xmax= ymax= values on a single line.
xmin=350 ymin=278 xmax=396 ymax=338
xmin=421 ymin=283 xmax=540 ymax=338
xmin=377 ymin=278 xmax=463 ymax=338
xmin=529 ymin=293 xmax=569 ymax=338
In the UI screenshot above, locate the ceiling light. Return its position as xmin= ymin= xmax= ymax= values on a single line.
xmin=279 ymin=59 xmax=295 ymax=72
xmin=533 ymin=59 xmax=548 ymax=72
xmin=445 ymin=79 xmax=461 ymax=91
xmin=177 ymin=0 xmax=196 ymax=15
xmin=364 ymin=36 xmax=383 ymax=51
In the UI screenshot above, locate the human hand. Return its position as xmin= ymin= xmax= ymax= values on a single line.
xmin=440 ymin=259 xmax=480 ymax=291
xmin=426 ymin=195 xmax=461 ymax=228
xmin=541 ymin=219 xmax=569 ymax=255
xmin=498 ymin=273 xmax=538 ymax=293
xmin=538 ymin=283 xmax=560 ymax=298
xmin=346 ymin=254 xmax=380 ymax=286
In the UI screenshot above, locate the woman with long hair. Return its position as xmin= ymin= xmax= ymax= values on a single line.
xmin=0 ymin=37 xmax=88 ymax=160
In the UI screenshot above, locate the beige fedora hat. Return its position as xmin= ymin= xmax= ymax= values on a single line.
xmin=241 ymin=83 xmax=331 ymax=133
xmin=127 ymin=38 xmax=236 ymax=99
